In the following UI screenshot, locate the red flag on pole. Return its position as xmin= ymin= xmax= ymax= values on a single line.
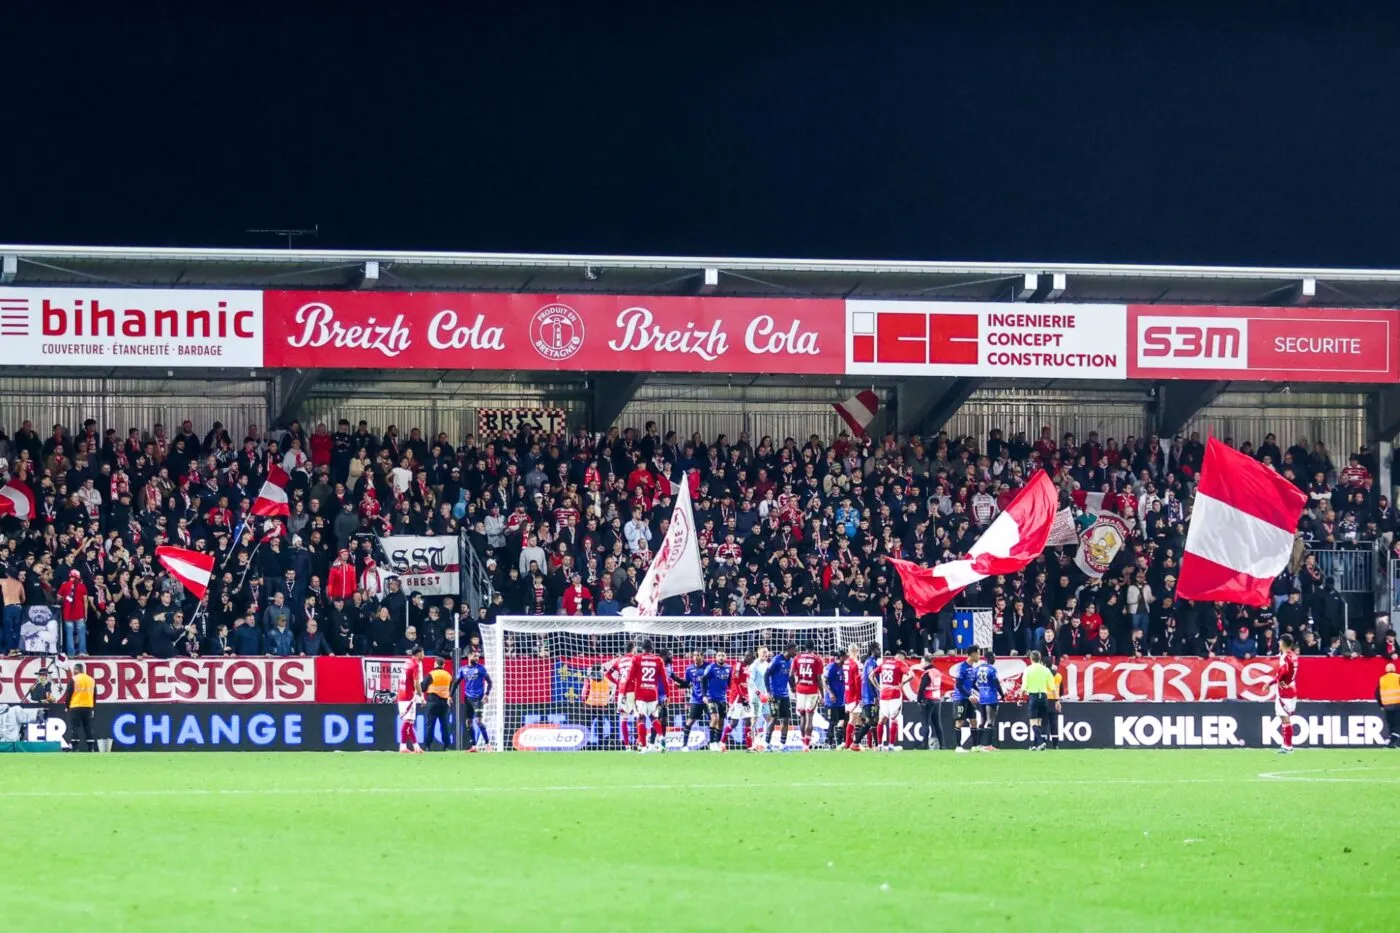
xmin=888 ymin=471 xmax=1058 ymax=615
xmin=1178 ymin=438 xmax=1306 ymax=607
xmin=833 ymin=390 xmax=879 ymax=436
xmin=156 ymin=545 xmax=215 ymax=600
xmin=251 ymin=466 xmax=291 ymax=517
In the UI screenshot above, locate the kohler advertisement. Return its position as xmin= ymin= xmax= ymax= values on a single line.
xmin=893 ymin=701 xmax=1391 ymax=750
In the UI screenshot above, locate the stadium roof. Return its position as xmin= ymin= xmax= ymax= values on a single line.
xmin=6 ymin=243 xmax=1400 ymax=306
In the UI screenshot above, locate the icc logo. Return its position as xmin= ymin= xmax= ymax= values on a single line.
xmin=530 ymin=303 xmax=585 ymax=361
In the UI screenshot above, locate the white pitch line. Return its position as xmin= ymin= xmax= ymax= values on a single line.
xmin=1258 ymin=766 xmax=1400 ymax=783
xmin=0 ymin=776 xmax=1246 ymax=801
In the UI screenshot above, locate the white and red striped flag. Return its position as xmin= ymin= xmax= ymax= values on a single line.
xmin=0 ymin=478 xmax=36 ymax=521
xmin=889 ymin=471 xmax=1058 ymax=615
xmin=833 ymin=390 xmax=879 ymax=436
xmin=629 ymin=477 xmax=704 ymax=617
xmin=1178 ymin=437 xmax=1306 ymax=607
xmin=156 ymin=545 xmax=215 ymax=600
xmin=251 ymin=465 xmax=291 ymax=517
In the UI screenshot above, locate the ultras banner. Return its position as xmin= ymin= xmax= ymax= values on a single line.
xmin=892 ymin=701 xmax=1392 ymax=749
xmin=8 ymin=655 xmax=1377 ymax=707
xmin=377 ymin=535 xmax=461 ymax=596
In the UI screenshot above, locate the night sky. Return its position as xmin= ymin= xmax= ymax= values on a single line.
xmin=3 ymin=4 xmax=1397 ymax=266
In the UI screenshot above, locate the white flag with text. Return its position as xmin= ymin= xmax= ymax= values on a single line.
xmin=631 ymin=477 xmax=704 ymax=616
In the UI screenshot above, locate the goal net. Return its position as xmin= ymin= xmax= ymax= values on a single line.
xmin=480 ymin=615 xmax=882 ymax=752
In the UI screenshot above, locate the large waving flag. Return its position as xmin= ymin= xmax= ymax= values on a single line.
xmin=156 ymin=545 xmax=215 ymax=600
xmin=890 ymin=471 xmax=1057 ymax=615
xmin=630 ymin=476 xmax=704 ymax=617
xmin=1178 ymin=437 xmax=1306 ymax=607
xmin=251 ymin=465 xmax=291 ymax=517
xmin=0 ymin=478 xmax=36 ymax=521
xmin=833 ymin=390 xmax=879 ymax=436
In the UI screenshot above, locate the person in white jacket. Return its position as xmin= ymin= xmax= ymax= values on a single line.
xmin=624 ymin=508 xmax=652 ymax=556
xmin=484 ymin=506 xmax=507 ymax=550
xmin=0 ymin=703 xmax=45 ymax=746
xmin=518 ymin=535 xmax=547 ymax=577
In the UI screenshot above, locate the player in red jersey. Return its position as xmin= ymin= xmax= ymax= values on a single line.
xmin=625 ymin=638 xmax=668 ymax=752
xmin=873 ymin=650 xmax=911 ymax=751
xmin=719 ymin=650 xmax=754 ymax=749
xmin=1272 ymin=633 xmax=1299 ymax=754
xmin=791 ymin=642 xmax=825 ymax=751
xmin=603 ymin=641 xmax=639 ymax=749
xmin=841 ymin=644 xmax=865 ymax=749
xmin=397 ymin=647 xmax=425 ymax=754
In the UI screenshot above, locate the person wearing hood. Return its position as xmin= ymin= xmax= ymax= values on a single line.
xmin=327 ymin=548 xmax=357 ymax=601
xmin=57 ymin=569 xmax=90 ymax=656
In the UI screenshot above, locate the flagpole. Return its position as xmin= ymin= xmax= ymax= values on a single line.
xmin=189 ymin=592 xmax=211 ymax=639
xmin=221 ymin=517 xmax=247 ymax=569
xmin=235 ymin=536 xmax=265 ymax=592
xmin=456 ymin=523 xmax=467 ymax=750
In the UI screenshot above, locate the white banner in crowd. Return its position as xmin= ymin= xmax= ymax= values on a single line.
xmin=377 ymin=536 xmax=462 ymax=596
xmin=631 ymin=478 xmax=705 ymax=616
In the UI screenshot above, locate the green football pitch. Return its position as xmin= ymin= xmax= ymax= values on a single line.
xmin=2 ymin=750 xmax=1397 ymax=931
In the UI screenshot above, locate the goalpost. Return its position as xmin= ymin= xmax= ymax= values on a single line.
xmin=481 ymin=615 xmax=883 ymax=752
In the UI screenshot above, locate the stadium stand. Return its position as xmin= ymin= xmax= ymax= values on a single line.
xmin=0 ymin=416 xmax=1396 ymax=663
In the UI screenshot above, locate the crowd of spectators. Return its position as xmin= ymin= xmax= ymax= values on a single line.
xmin=1 ymin=415 xmax=1397 ymax=666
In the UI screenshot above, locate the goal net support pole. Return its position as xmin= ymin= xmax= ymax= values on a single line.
xmin=481 ymin=615 xmax=883 ymax=752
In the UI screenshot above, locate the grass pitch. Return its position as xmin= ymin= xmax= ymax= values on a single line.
xmin=2 ymin=750 xmax=1397 ymax=931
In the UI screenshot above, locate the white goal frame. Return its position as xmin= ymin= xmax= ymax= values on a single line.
xmin=482 ymin=615 xmax=883 ymax=752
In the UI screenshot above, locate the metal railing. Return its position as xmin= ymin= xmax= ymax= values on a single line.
xmin=1306 ymin=546 xmax=1377 ymax=595
xmin=1389 ymin=557 xmax=1400 ymax=612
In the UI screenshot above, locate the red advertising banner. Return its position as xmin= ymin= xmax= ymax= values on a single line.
xmin=262 ymin=291 xmax=845 ymax=374
xmin=314 ymin=656 xmax=378 ymax=704
xmin=12 ymin=654 xmax=1373 ymax=706
xmin=0 ymin=657 xmax=315 ymax=704
xmin=1058 ymin=656 xmax=1388 ymax=702
xmin=311 ymin=655 xmax=608 ymax=706
xmin=1128 ymin=305 xmax=1400 ymax=382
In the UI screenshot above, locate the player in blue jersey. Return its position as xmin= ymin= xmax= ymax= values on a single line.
xmin=763 ymin=643 xmax=794 ymax=751
xmin=654 ymin=648 xmax=673 ymax=751
xmin=452 ymin=649 xmax=494 ymax=752
xmin=851 ymin=642 xmax=881 ymax=748
xmin=952 ymin=646 xmax=981 ymax=754
xmin=973 ymin=649 xmax=1004 ymax=752
xmin=671 ymin=650 xmax=709 ymax=750
xmin=698 ymin=651 xmax=733 ymax=750
xmin=822 ymin=653 xmax=846 ymax=749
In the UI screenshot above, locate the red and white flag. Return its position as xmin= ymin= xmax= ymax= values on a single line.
xmin=889 ymin=471 xmax=1058 ymax=615
xmin=629 ymin=477 xmax=704 ymax=617
xmin=833 ymin=390 xmax=879 ymax=436
xmin=251 ymin=466 xmax=291 ymax=517
xmin=155 ymin=545 xmax=215 ymax=600
xmin=1178 ymin=437 xmax=1306 ymax=607
xmin=0 ymin=478 xmax=36 ymax=521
